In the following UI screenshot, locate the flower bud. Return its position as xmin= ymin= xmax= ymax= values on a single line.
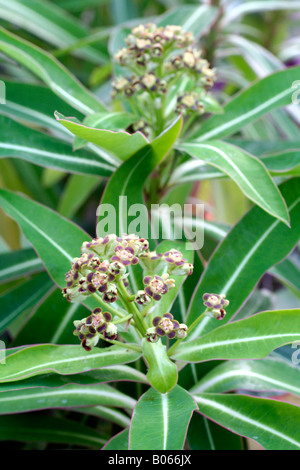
xmin=152 ymin=313 xmax=180 ymax=339
xmin=135 ymin=290 xmax=152 ymax=305
xmin=145 ymin=327 xmax=159 ymax=343
xmin=104 ymin=322 xmax=118 ymax=340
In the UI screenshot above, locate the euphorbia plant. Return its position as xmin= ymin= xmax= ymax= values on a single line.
xmin=0 ymin=3 xmax=300 ymax=451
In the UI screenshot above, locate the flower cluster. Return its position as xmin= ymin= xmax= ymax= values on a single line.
xmin=73 ymin=307 xmax=117 ymax=351
xmin=147 ymin=313 xmax=188 ymax=341
xmin=65 ymin=233 xmax=194 ymax=350
xmin=112 ymin=23 xmax=217 ymax=135
xmin=203 ymin=293 xmax=230 ymax=320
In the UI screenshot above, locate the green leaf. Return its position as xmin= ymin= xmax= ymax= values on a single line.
xmin=190 ymin=356 xmax=300 ymax=396
xmin=222 ymin=1 xmax=300 ymax=26
xmin=187 ymin=412 xmax=242 ymax=450
xmin=0 ymin=80 xmax=84 ymax=140
xmin=142 ymin=339 xmax=178 ymax=394
xmin=270 ymin=258 xmax=300 ymax=298
xmin=73 ymin=112 xmax=136 ymax=150
xmin=178 ymin=140 xmax=289 ymax=224
xmin=57 ymin=174 xmax=101 ymax=219
xmin=186 ymin=178 xmax=300 ymax=339
xmin=129 ymin=385 xmax=198 ymax=450
xmin=0 ymin=415 xmax=106 ymax=448
xmin=0 ymin=189 xmax=90 ymax=287
xmin=0 ymin=344 xmax=142 ymax=382
xmin=172 ymin=310 xmax=300 ymax=363
xmin=190 ymin=66 xmax=300 ymax=140
xmin=0 ymin=383 xmax=135 ymax=414
xmin=0 ymin=0 xmax=108 ymax=63
xmin=13 ymin=288 xmax=87 ymax=345
xmin=0 ymin=115 xmax=115 ymax=177
xmin=262 ymin=150 xmax=300 ymax=177
xmin=73 ymin=407 xmax=130 ymax=429
xmin=56 ymin=112 xmax=148 ymax=162
xmin=0 ymin=248 xmax=44 ymax=284
xmin=0 ymin=26 xmax=106 ymax=114
xmin=0 ymin=273 xmax=52 ymax=332
xmin=194 ymin=394 xmax=300 ymax=450
xmin=102 ymin=428 xmax=129 ymax=450
xmin=157 ymin=5 xmax=218 ymax=37
xmin=0 ymin=366 xmax=147 ymax=390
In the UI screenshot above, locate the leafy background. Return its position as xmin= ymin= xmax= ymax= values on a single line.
xmin=0 ymin=0 xmax=300 ymax=450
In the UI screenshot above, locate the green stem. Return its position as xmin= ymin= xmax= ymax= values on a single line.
xmin=98 ymin=335 xmax=141 ymax=352
xmin=113 ymin=314 xmax=133 ymax=325
xmin=91 ymin=293 xmax=128 ymax=318
xmin=117 ymin=281 xmax=148 ymax=335
xmin=168 ymin=312 xmax=206 ymax=356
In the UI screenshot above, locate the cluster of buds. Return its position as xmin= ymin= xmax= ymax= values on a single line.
xmin=168 ymin=48 xmax=216 ymax=89
xmin=203 ymin=293 xmax=230 ymax=320
xmin=146 ymin=313 xmax=188 ymax=342
xmin=64 ymin=233 xmax=195 ymax=351
xmin=73 ymin=308 xmax=117 ymax=351
xmin=63 ymin=234 xmax=149 ymax=304
xmin=176 ymin=92 xmax=205 ymax=115
xmin=112 ymin=23 xmax=218 ymax=136
xmin=114 ymin=23 xmax=194 ymax=68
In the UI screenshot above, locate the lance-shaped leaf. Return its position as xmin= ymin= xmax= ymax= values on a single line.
xmin=0 ymin=248 xmax=44 ymax=284
xmin=129 ymin=385 xmax=198 ymax=450
xmin=0 ymin=415 xmax=106 ymax=448
xmin=56 ymin=113 xmax=148 ymax=162
xmin=191 ymin=356 xmax=300 ymax=396
xmin=194 ymin=394 xmax=300 ymax=450
xmin=0 ymin=0 xmax=108 ymax=64
xmin=172 ymin=310 xmax=300 ymax=363
xmin=186 ymin=178 xmax=300 ymax=339
xmin=0 ymin=273 xmax=53 ymax=332
xmin=102 ymin=428 xmax=129 ymax=450
xmin=0 ymin=383 xmax=135 ymax=415
xmin=142 ymin=339 xmax=178 ymax=394
xmin=0 ymin=80 xmax=84 ymax=140
xmin=0 ymin=27 xmax=106 ymax=115
xmin=0 ymin=115 xmax=114 ymax=177
xmin=190 ymin=66 xmax=300 ymax=141
xmin=0 ymin=365 xmax=147 ymax=391
xmin=0 ymin=344 xmax=142 ymax=383
xmin=178 ymin=140 xmax=289 ymax=224
xmin=0 ymin=189 xmax=90 ymax=287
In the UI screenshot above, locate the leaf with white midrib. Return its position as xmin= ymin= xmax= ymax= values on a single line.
xmin=194 ymin=394 xmax=300 ymax=450
xmin=172 ymin=310 xmax=300 ymax=363
xmin=190 ymin=357 xmax=300 ymax=396
xmin=129 ymin=385 xmax=198 ymax=450
xmin=0 ymin=344 xmax=142 ymax=382
xmin=190 ymin=66 xmax=300 ymax=141
xmin=0 ymin=383 xmax=136 ymax=414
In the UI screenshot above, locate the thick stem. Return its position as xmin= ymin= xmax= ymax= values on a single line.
xmin=117 ymin=281 xmax=148 ymax=335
